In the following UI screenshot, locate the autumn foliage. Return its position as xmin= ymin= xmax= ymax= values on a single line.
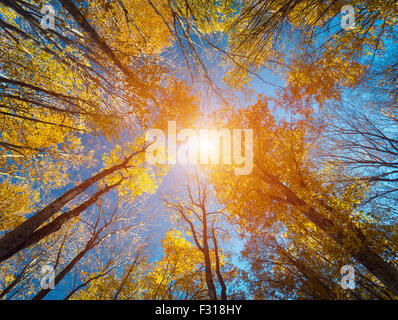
xmin=0 ymin=0 xmax=397 ymax=300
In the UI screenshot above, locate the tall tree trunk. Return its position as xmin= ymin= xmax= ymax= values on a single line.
xmin=202 ymin=209 xmax=217 ymax=300
xmin=1 ymin=182 xmax=120 ymax=264
xmin=275 ymin=240 xmax=334 ymax=299
xmin=32 ymin=241 xmax=93 ymax=300
xmin=58 ymin=0 xmax=134 ymax=79
xmin=0 ymin=263 xmax=29 ymax=299
xmin=0 ymin=149 xmax=144 ymax=264
xmin=212 ymin=227 xmax=227 ymax=300
xmin=259 ymin=167 xmax=398 ymax=296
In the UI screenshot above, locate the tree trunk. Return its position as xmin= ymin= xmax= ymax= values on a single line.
xmin=260 ymin=168 xmax=398 ymax=297
xmin=202 ymin=210 xmax=217 ymax=300
xmin=0 ymin=150 xmax=143 ymax=264
xmin=212 ymin=227 xmax=227 ymax=300
xmin=32 ymin=242 xmax=93 ymax=300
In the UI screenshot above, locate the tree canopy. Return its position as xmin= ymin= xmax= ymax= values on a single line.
xmin=0 ymin=0 xmax=397 ymax=301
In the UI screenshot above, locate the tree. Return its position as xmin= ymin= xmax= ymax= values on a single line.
xmin=210 ymin=0 xmax=396 ymax=98
xmin=0 ymin=143 xmax=152 ymax=263
xmin=163 ymin=169 xmax=231 ymax=300
xmin=71 ymin=230 xmax=208 ymax=300
xmin=241 ymin=212 xmax=396 ymax=299
xmin=0 ymin=0 xmax=199 ymax=198
xmin=0 ymin=0 xmax=200 ymax=268
xmin=0 ymin=229 xmax=65 ymax=299
xmin=207 ymin=97 xmax=398 ymax=296
xmin=319 ymin=96 xmax=398 ymax=218
xmin=32 ymin=195 xmax=145 ymax=300
xmin=141 ymin=230 xmax=209 ymax=300
xmin=2 ymin=0 xmax=397 ymax=301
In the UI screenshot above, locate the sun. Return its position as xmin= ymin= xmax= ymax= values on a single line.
xmin=181 ymin=135 xmax=218 ymax=164
xmin=199 ymin=137 xmax=217 ymax=155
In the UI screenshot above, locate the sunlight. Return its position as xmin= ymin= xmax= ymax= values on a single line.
xmin=3 ymin=0 xmax=396 ymax=303
xmin=199 ymin=136 xmax=217 ymax=156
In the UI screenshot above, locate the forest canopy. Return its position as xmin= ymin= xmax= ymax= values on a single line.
xmin=0 ymin=0 xmax=397 ymax=301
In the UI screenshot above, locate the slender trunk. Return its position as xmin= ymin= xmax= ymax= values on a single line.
xmin=113 ymin=243 xmax=146 ymax=300
xmin=203 ymin=245 xmax=217 ymax=300
xmin=3 ymin=182 xmax=120 ymax=264
xmin=276 ymin=241 xmax=334 ymax=299
xmin=212 ymin=228 xmax=227 ymax=300
xmin=63 ymin=273 xmax=105 ymax=300
xmin=58 ymin=0 xmax=132 ymax=79
xmin=32 ymin=242 xmax=93 ymax=300
xmin=0 ymin=149 xmax=144 ymax=264
xmin=202 ymin=209 xmax=217 ymax=300
xmin=0 ymin=265 xmax=27 ymax=299
xmin=259 ymin=168 xmax=398 ymax=296
xmin=301 ymin=204 xmax=398 ymax=297
xmin=353 ymin=244 xmax=398 ymax=297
